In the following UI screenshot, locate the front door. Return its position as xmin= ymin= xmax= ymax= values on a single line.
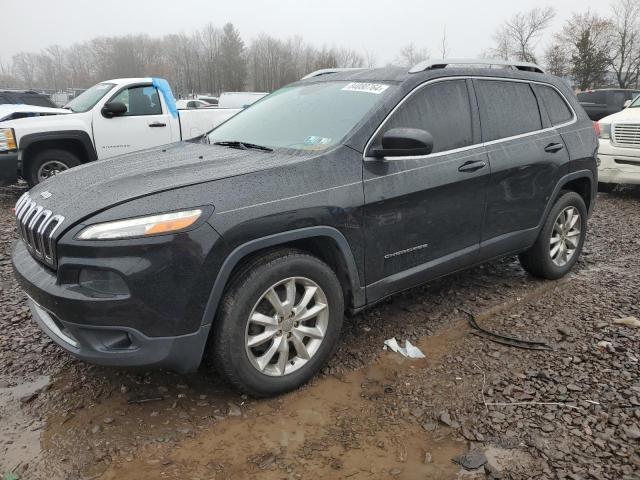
xmin=92 ymin=84 xmax=173 ymax=160
xmin=363 ymin=78 xmax=490 ymax=301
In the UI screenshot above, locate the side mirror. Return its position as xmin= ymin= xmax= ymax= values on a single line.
xmin=101 ymin=101 xmax=128 ymax=118
xmin=623 ymin=100 xmax=632 ymax=109
xmin=369 ymin=128 xmax=434 ymax=158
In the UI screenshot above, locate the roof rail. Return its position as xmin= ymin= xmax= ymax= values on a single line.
xmin=300 ymin=68 xmax=366 ymax=80
xmin=409 ymin=58 xmax=545 ymax=74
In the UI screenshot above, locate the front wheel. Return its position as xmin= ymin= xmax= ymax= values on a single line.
xmin=519 ymin=191 xmax=588 ymax=280
xmin=26 ymin=149 xmax=81 ymax=187
xmin=211 ymin=249 xmax=344 ymax=397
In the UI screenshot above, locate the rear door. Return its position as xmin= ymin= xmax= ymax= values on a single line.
xmin=475 ymin=79 xmax=571 ymax=258
xmin=363 ymin=78 xmax=490 ymax=301
xmin=92 ymin=84 xmax=173 ymax=159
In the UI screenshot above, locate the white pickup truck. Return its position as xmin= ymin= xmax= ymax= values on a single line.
xmin=597 ymin=95 xmax=640 ymax=191
xmin=0 ymin=78 xmax=245 ymax=186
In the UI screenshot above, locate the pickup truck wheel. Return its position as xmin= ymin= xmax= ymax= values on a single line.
xmin=211 ymin=249 xmax=344 ymax=397
xmin=26 ymin=149 xmax=81 ymax=187
xmin=518 ymin=191 xmax=587 ymax=280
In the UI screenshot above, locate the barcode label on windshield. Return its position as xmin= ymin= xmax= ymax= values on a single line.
xmin=342 ymin=82 xmax=389 ymax=95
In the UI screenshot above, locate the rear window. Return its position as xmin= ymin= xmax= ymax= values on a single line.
xmin=476 ymin=80 xmax=542 ymax=142
xmin=0 ymin=95 xmax=11 ymax=104
xmin=536 ymin=85 xmax=573 ymax=126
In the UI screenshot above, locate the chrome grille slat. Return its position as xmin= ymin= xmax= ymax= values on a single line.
xmin=613 ymin=124 xmax=640 ymax=148
xmin=14 ymin=193 xmax=64 ymax=268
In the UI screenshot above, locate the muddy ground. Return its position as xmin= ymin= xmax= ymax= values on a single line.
xmin=1 ymin=183 xmax=639 ymax=480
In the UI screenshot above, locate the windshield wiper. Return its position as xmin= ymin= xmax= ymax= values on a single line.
xmin=213 ymin=141 xmax=273 ymax=152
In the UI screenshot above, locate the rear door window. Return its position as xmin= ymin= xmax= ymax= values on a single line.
xmin=475 ymin=80 xmax=542 ymax=142
xmin=536 ymin=85 xmax=574 ymax=126
xmin=375 ymin=79 xmax=474 ymax=154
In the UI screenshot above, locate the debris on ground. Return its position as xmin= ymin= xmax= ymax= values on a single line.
xmin=452 ymin=448 xmax=488 ymax=470
xmin=383 ymin=337 xmax=426 ymax=358
xmin=614 ymin=316 xmax=640 ymax=328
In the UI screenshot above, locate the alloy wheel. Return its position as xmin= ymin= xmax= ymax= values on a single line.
xmin=245 ymin=277 xmax=329 ymax=377
xmin=550 ymin=206 xmax=582 ymax=267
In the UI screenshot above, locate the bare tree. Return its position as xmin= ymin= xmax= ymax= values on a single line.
xmin=610 ymin=0 xmax=640 ymax=88
xmin=494 ymin=7 xmax=556 ymax=62
xmin=490 ymin=27 xmax=513 ymax=60
xmin=396 ymin=43 xmax=429 ymax=67
xmin=544 ymin=42 xmax=570 ymax=77
xmin=439 ymin=26 xmax=450 ymax=59
xmin=364 ymin=50 xmax=377 ymax=68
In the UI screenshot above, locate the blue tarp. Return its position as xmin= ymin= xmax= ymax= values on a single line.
xmin=152 ymin=78 xmax=178 ymax=119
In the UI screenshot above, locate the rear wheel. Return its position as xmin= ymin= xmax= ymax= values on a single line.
xmin=519 ymin=191 xmax=587 ymax=280
xmin=211 ymin=249 xmax=344 ymax=397
xmin=26 ymin=149 xmax=81 ymax=187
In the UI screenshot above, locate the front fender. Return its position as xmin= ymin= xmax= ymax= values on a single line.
xmin=199 ymin=226 xmax=365 ymax=327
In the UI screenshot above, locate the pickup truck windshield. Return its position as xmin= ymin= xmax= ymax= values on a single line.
xmin=629 ymin=95 xmax=640 ymax=108
xmin=208 ymin=81 xmax=396 ymax=151
xmin=65 ymin=83 xmax=115 ymax=113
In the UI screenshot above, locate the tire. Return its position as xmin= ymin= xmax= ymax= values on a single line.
xmin=519 ymin=191 xmax=588 ymax=280
xmin=211 ymin=249 xmax=344 ymax=397
xmin=25 ymin=149 xmax=81 ymax=187
xmin=598 ymin=182 xmax=616 ymax=194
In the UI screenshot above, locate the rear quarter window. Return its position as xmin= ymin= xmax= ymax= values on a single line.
xmin=536 ymin=85 xmax=574 ymax=126
xmin=475 ymin=80 xmax=542 ymax=142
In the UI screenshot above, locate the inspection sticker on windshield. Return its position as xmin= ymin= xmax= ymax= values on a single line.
xmin=341 ymin=82 xmax=389 ymax=94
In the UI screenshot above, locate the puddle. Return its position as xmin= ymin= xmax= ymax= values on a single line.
xmin=0 ymin=375 xmax=50 ymax=475
xmin=98 ymin=359 xmax=464 ymax=480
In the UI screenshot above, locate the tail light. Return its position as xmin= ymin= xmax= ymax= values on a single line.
xmin=593 ymin=121 xmax=601 ymax=137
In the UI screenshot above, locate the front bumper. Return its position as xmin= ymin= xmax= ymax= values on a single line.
xmin=597 ymin=139 xmax=640 ymax=185
xmin=12 ymin=223 xmax=223 ymax=372
xmin=27 ymin=296 xmax=210 ymax=373
xmin=0 ymin=151 xmax=18 ymax=186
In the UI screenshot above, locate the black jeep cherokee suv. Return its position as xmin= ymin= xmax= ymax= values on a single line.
xmin=12 ymin=60 xmax=598 ymax=397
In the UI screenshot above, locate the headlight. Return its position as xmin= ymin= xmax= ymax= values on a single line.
xmin=77 ymin=209 xmax=202 ymax=240
xmin=598 ymin=123 xmax=611 ymax=140
xmin=0 ymin=128 xmax=17 ymax=152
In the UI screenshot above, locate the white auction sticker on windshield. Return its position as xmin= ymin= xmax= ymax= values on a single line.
xmin=341 ymin=82 xmax=389 ymax=94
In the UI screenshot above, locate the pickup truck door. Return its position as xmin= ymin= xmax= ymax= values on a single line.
xmin=92 ymin=84 xmax=174 ymax=160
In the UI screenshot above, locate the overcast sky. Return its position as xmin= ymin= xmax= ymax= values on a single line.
xmin=1 ymin=0 xmax=612 ymax=65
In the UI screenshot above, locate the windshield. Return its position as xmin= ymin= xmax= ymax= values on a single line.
xmin=65 ymin=83 xmax=115 ymax=113
xmin=629 ymin=94 xmax=640 ymax=108
xmin=208 ymin=81 xmax=396 ymax=151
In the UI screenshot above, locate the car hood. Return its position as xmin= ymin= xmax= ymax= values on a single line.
xmin=0 ymin=105 xmax=70 ymax=122
xmin=26 ymin=141 xmax=310 ymax=227
xmin=600 ymin=108 xmax=640 ymax=124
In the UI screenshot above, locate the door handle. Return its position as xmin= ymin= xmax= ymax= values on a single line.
xmin=458 ymin=160 xmax=487 ymax=173
xmin=544 ymin=142 xmax=564 ymax=153
xmin=148 ymin=122 xmax=166 ymax=128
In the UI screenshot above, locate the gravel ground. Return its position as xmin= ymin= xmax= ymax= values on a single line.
xmin=1 ymin=183 xmax=639 ymax=480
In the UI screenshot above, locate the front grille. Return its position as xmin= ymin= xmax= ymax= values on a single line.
xmin=14 ymin=193 xmax=64 ymax=268
xmin=613 ymin=123 xmax=640 ymax=148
